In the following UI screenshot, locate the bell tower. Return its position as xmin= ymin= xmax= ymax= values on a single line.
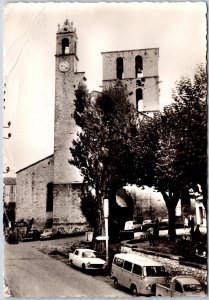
xmin=53 ymin=20 xmax=86 ymax=226
xmin=102 ymin=48 xmax=160 ymax=117
xmin=55 ymin=19 xmax=78 ymax=73
xmin=54 ymin=19 xmax=84 ymax=184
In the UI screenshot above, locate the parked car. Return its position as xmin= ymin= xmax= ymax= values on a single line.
xmin=133 ymin=230 xmax=147 ymax=240
xmin=40 ymin=228 xmax=58 ymax=240
xmin=142 ymin=219 xmax=153 ymax=225
xmin=15 ymin=219 xmax=28 ymax=227
xmin=22 ymin=229 xmax=41 ymax=241
xmin=124 ymin=221 xmax=142 ymax=231
xmin=69 ymin=249 xmax=106 ymax=271
xmin=156 ymin=276 xmax=205 ymax=297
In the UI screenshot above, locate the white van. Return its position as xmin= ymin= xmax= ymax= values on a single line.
xmin=111 ymin=253 xmax=168 ymax=296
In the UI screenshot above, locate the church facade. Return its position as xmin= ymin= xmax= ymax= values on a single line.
xmin=15 ymin=20 xmax=160 ymax=232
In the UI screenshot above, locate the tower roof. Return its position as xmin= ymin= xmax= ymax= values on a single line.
xmin=57 ymin=19 xmax=76 ymax=34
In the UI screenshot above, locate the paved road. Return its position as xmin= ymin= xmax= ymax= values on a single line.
xmin=4 ymin=237 xmax=130 ymax=297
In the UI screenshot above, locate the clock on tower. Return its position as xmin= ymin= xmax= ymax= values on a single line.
xmin=59 ymin=61 xmax=70 ymax=72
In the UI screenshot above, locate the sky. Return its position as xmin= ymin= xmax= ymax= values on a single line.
xmin=3 ymin=2 xmax=207 ymax=176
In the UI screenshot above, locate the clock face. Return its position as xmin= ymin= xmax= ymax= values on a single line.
xmin=59 ymin=61 xmax=70 ymax=72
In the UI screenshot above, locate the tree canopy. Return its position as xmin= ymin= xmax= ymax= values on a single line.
xmin=70 ymin=64 xmax=207 ymax=237
xmin=70 ymin=81 xmax=139 ymax=236
xmin=134 ymin=64 xmax=207 ymax=235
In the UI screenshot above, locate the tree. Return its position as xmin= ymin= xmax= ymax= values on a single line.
xmin=171 ymin=64 xmax=207 ymax=212
xmin=134 ymin=114 xmax=180 ymax=237
xmin=134 ymin=64 xmax=207 ymax=236
xmin=70 ymin=81 xmax=139 ymax=237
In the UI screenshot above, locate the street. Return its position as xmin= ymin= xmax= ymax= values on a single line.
xmin=4 ymin=236 xmax=130 ymax=297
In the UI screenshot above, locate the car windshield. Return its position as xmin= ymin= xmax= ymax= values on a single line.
xmin=144 ymin=266 xmax=166 ymax=277
xmin=44 ymin=229 xmax=51 ymax=233
xmin=183 ymin=284 xmax=203 ymax=292
xmin=83 ymin=251 xmax=96 ymax=258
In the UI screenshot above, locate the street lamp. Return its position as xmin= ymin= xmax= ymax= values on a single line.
xmin=103 ymin=198 xmax=109 ymax=267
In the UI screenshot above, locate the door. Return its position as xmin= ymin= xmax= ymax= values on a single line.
xmin=132 ymin=264 xmax=142 ymax=293
xmin=122 ymin=261 xmax=133 ymax=288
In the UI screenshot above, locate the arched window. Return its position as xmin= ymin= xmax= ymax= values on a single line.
xmin=135 ymin=55 xmax=143 ymax=78
xmin=136 ymin=88 xmax=143 ymax=111
xmin=46 ymin=182 xmax=53 ymax=212
xmin=62 ymin=38 xmax=69 ymax=54
xmin=116 ymin=57 xmax=124 ymax=79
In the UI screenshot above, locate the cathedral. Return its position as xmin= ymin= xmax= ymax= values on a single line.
xmin=15 ymin=20 xmax=160 ymax=232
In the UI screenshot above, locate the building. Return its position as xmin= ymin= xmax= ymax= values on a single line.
xmin=102 ymin=48 xmax=160 ymax=117
xmin=15 ymin=20 xmax=160 ymax=231
xmin=16 ymin=20 xmax=87 ymax=233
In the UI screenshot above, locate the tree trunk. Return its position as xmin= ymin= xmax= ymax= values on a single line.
xmin=160 ymin=188 xmax=180 ymax=238
xmin=167 ymin=204 xmax=176 ymax=237
xmin=94 ymin=189 xmax=105 ymax=237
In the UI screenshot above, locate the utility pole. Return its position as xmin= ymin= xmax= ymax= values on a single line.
xmin=103 ymin=198 xmax=109 ymax=268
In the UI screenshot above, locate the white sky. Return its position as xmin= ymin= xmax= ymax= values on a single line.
xmin=3 ymin=2 xmax=207 ymax=175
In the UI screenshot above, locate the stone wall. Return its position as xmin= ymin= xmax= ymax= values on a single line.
xmin=16 ymin=157 xmax=87 ymax=229
xmin=53 ymin=183 xmax=87 ymax=232
xmin=121 ymin=244 xmax=207 ymax=286
xmin=16 ymin=155 xmax=54 ymax=225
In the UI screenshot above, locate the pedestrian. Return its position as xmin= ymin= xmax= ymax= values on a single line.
xmin=184 ymin=217 xmax=189 ymax=228
xmin=147 ymin=227 xmax=154 ymax=245
xmin=193 ymin=225 xmax=201 ymax=243
xmin=154 ymin=218 xmax=159 ymax=240
xmin=189 ymin=217 xmax=195 ymax=240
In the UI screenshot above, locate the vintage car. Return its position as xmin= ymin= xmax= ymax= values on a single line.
xmin=124 ymin=221 xmax=142 ymax=231
xmin=40 ymin=228 xmax=58 ymax=240
xmin=69 ymin=249 xmax=106 ymax=271
xmin=156 ymin=276 xmax=206 ymax=297
xmin=22 ymin=229 xmax=41 ymax=241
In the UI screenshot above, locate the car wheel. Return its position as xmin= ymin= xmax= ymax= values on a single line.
xmin=113 ymin=277 xmax=119 ymax=288
xmin=130 ymin=284 xmax=138 ymax=296
xmin=69 ymin=259 xmax=73 ymax=266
